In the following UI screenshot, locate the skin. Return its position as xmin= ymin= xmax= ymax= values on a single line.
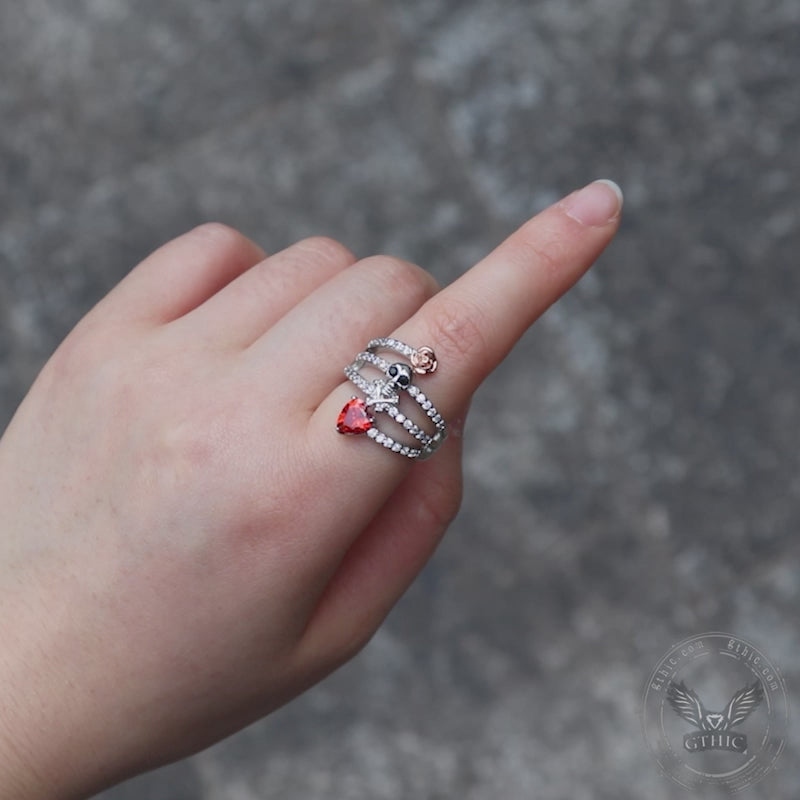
xmin=0 ymin=181 xmax=621 ymax=799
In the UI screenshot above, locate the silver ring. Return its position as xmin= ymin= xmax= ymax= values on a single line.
xmin=336 ymin=339 xmax=447 ymax=460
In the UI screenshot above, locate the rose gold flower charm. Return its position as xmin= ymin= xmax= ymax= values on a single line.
xmin=410 ymin=346 xmax=438 ymax=375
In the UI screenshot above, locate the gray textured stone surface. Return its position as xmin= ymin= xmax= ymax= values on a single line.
xmin=2 ymin=1 xmax=799 ymax=798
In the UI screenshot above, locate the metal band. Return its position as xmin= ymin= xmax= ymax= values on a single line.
xmin=366 ymin=337 xmax=438 ymax=375
xmin=338 ymin=338 xmax=447 ymax=460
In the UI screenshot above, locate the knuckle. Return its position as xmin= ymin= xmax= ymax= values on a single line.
xmin=190 ymin=221 xmax=242 ymax=244
xmin=190 ymin=222 xmax=265 ymax=261
xmin=426 ymin=294 xmax=492 ymax=368
xmin=367 ymin=255 xmax=440 ymax=305
xmin=294 ymin=236 xmax=356 ymax=268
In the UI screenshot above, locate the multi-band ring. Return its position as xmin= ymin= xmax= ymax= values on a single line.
xmin=336 ymin=338 xmax=447 ymax=460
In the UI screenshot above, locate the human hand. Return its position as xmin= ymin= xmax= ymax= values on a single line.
xmin=0 ymin=180 xmax=621 ymax=799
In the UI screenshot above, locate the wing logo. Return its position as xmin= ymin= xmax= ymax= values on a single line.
xmin=667 ymin=679 xmax=764 ymax=753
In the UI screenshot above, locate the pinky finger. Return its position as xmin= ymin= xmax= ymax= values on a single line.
xmin=94 ymin=223 xmax=267 ymax=327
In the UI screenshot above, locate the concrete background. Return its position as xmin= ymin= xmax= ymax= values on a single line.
xmin=1 ymin=0 xmax=798 ymax=797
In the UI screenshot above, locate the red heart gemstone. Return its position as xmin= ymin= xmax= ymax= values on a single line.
xmin=337 ymin=397 xmax=373 ymax=434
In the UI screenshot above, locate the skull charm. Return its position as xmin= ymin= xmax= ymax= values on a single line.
xmin=387 ymin=362 xmax=413 ymax=389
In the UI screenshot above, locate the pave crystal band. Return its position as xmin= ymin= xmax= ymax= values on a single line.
xmin=337 ymin=339 xmax=447 ymax=460
xmin=366 ymin=337 xmax=438 ymax=375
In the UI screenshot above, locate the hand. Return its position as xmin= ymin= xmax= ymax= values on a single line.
xmin=0 ymin=180 xmax=621 ymax=799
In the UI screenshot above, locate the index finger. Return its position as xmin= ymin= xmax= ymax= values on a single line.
xmin=391 ymin=179 xmax=623 ymax=404
xmin=299 ymin=179 xmax=622 ymax=572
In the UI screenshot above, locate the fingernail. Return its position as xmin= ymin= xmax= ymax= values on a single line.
xmin=561 ymin=179 xmax=623 ymax=227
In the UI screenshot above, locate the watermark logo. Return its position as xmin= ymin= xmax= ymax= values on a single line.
xmin=642 ymin=632 xmax=789 ymax=793
xmin=668 ymin=679 xmax=763 ymax=754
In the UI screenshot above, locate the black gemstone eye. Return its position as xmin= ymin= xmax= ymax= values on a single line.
xmin=398 ymin=375 xmax=410 ymax=387
xmin=389 ymin=365 xmax=398 ymax=377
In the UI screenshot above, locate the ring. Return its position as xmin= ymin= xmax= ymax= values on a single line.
xmin=336 ymin=338 xmax=447 ymax=460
